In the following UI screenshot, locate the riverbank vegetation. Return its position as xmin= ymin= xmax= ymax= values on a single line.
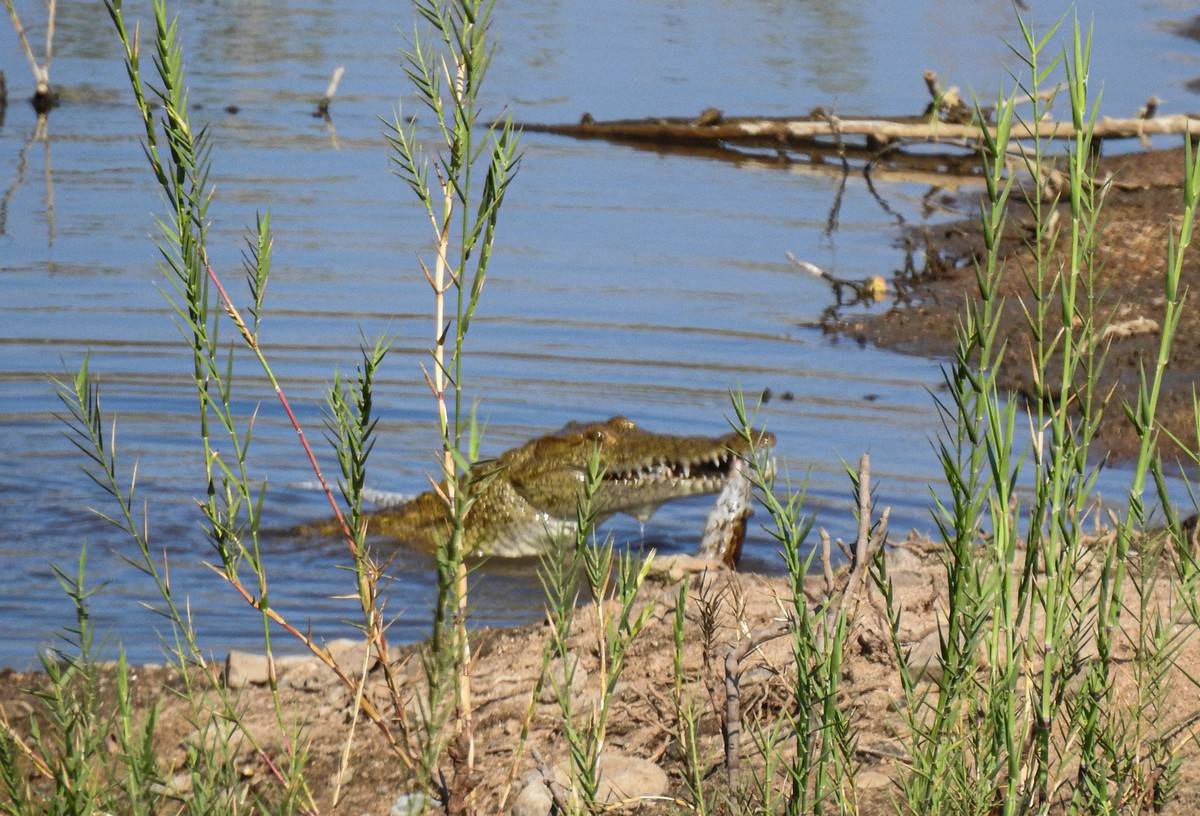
xmin=3 ymin=3 xmax=1200 ymax=814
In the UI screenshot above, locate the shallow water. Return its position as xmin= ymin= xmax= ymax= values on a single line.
xmin=1 ymin=0 xmax=1197 ymax=666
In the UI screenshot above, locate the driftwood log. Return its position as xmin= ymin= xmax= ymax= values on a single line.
xmin=522 ymin=110 xmax=1200 ymax=149
xmin=520 ymin=83 xmax=1195 ymax=180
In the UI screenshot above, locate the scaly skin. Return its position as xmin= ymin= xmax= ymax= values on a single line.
xmin=322 ymin=416 xmax=774 ymax=558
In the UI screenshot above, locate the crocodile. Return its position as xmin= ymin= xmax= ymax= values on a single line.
xmin=311 ymin=416 xmax=774 ymax=558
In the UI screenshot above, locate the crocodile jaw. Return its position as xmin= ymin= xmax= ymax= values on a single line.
xmin=597 ymin=446 xmax=749 ymax=519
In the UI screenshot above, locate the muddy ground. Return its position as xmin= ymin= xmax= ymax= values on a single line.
xmin=4 ymin=536 xmax=1200 ymax=815
xmin=833 ymin=145 xmax=1200 ymax=462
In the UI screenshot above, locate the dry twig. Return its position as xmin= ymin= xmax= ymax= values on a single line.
xmin=3 ymin=0 xmax=57 ymax=110
xmin=315 ymin=64 xmax=345 ymax=119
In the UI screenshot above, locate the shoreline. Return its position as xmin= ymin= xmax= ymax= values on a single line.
xmin=832 ymin=144 xmax=1200 ymax=463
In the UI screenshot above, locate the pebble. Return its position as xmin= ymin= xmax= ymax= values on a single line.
xmin=858 ymin=770 xmax=893 ymax=790
xmin=389 ymin=792 xmax=432 ymax=816
xmin=906 ymin=629 xmax=943 ymax=682
xmin=647 ymin=554 xmax=725 ymax=582
xmin=187 ymin=719 xmax=246 ymax=756
xmin=884 ymin=546 xmax=926 ymax=572
xmin=512 ymin=775 xmax=554 ymax=816
xmin=326 ymin=638 xmax=375 ymax=672
xmin=223 ymin=650 xmax=270 ymax=689
xmin=148 ymin=771 xmax=193 ymax=797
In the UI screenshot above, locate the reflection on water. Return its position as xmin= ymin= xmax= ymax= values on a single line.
xmin=0 ymin=0 xmax=1197 ymax=666
xmin=795 ymin=0 xmax=870 ymax=98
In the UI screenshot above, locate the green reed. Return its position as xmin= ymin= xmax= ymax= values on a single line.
xmin=729 ymin=395 xmax=858 ymax=814
xmin=869 ymin=14 xmax=1200 ymax=815
xmin=535 ymin=447 xmax=657 ymax=813
xmin=385 ymin=0 xmax=519 ymax=795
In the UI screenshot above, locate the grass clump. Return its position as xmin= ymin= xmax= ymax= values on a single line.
xmin=864 ymin=15 xmax=1200 ymax=814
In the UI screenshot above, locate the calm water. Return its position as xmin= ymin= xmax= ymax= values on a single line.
xmin=2 ymin=0 xmax=1197 ymax=666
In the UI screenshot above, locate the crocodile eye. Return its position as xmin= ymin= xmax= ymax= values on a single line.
xmin=608 ymin=416 xmax=636 ymax=431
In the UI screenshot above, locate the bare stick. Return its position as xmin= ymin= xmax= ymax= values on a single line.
xmin=853 ymin=453 xmax=871 ymax=568
xmin=43 ymin=0 xmax=55 ymax=68
xmin=1136 ymin=95 xmax=1163 ymax=148
xmin=3 ymin=0 xmax=47 ymax=91
xmin=723 ymin=620 xmax=791 ymax=783
xmin=787 ymin=251 xmax=887 ymax=303
xmin=819 ymin=455 xmax=891 ymax=646
xmin=820 ymin=527 xmax=835 ymax=593
xmin=923 ymin=69 xmax=941 ymax=101
xmin=315 ymin=64 xmax=345 ymax=118
xmin=722 ymin=648 xmax=742 ymax=785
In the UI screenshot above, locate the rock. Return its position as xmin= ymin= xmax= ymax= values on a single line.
xmin=907 ymin=627 xmax=992 ymax=681
xmin=224 ymin=650 xmax=270 ymax=689
xmin=887 ymin=569 xmax=931 ymax=593
xmin=512 ymin=777 xmax=554 ymax=816
xmin=326 ymin=638 xmax=375 ymax=671
xmin=223 ymin=650 xmax=312 ymax=688
xmin=648 ymin=554 xmax=725 ymax=583
xmin=594 ymin=753 xmax=669 ymax=802
xmin=280 ymin=658 xmax=327 ymax=692
xmin=858 ymin=770 xmax=893 ymax=790
xmin=187 ymin=719 xmax=246 ymax=756
xmin=556 ymin=752 xmax=669 ymax=804
xmin=389 ymin=791 xmax=433 ymax=816
xmin=149 ymin=771 xmax=193 ymax=797
xmin=906 ymin=629 xmax=943 ymax=682
xmin=885 ymin=546 xmax=925 ymax=572
xmin=537 ymin=655 xmax=587 ymax=704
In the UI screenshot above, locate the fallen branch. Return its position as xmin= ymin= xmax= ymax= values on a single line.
xmin=315 ymin=64 xmax=345 ymax=119
xmin=522 ymin=109 xmax=1199 ymax=150
xmin=787 ymin=252 xmax=888 ymax=304
xmin=4 ymin=0 xmax=58 ymax=112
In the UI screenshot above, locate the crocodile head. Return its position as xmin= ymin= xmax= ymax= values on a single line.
xmin=503 ymin=416 xmax=773 ymax=523
xmin=365 ymin=416 xmax=774 ymax=558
